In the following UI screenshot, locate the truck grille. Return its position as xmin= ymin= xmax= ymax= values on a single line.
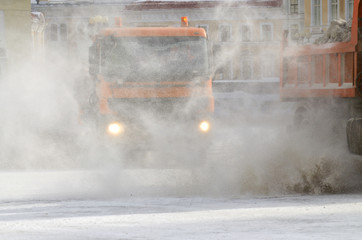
xmin=108 ymin=97 xmax=209 ymax=117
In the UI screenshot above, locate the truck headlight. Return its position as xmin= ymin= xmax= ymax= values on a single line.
xmin=199 ymin=120 xmax=210 ymax=133
xmin=107 ymin=122 xmax=124 ymax=135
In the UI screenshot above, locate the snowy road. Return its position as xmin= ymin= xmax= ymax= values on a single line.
xmin=0 ymin=170 xmax=361 ymax=239
xmin=0 ymin=193 xmax=361 ymax=239
xmin=0 ymin=92 xmax=361 ymax=239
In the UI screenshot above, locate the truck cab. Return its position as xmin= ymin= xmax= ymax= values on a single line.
xmin=86 ymin=17 xmax=214 ymax=165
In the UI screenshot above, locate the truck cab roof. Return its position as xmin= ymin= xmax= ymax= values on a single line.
xmin=101 ymin=27 xmax=207 ymax=38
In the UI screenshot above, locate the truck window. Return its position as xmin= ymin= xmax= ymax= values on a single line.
xmin=100 ymin=36 xmax=209 ymax=82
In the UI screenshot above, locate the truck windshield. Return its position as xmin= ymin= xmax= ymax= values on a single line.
xmin=100 ymin=36 xmax=209 ymax=81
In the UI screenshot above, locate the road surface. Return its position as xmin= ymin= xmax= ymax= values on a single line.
xmin=0 ymin=187 xmax=361 ymax=240
xmin=0 ymin=89 xmax=361 ymax=239
xmin=0 ymin=169 xmax=361 ymax=239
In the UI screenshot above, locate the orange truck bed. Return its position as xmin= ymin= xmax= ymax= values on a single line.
xmin=280 ymin=0 xmax=362 ymax=100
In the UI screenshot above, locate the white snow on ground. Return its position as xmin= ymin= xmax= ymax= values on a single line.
xmin=0 ymin=194 xmax=361 ymax=239
xmin=0 ymin=170 xmax=199 ymax=200
xmin=1 ymin=57 xmax=361 ymax=239
xmin=0 ymin=93 xmax=361 ymax=239
xmin=0 ymin=170 xmax=361 ymax=239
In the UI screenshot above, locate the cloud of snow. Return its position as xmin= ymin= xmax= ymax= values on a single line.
xmin=0 ymin=2 xmax=361 ymax=201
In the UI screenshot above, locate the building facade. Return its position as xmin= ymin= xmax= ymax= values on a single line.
xmin=0 ymin=0 xmax=32 ymax=80
xmin=32 ymin=0 xmax=286 ymax=91
xmin=285 ymin=0 xmax=305 ymax=44
xmin=303 ymin=0 xmax=354 ymax=41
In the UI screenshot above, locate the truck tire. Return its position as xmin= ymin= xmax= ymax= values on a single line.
xmin=294 ymin=105 xmax=312 ymax=129
xmin=346 ymin=117 xmax=362 ymax=155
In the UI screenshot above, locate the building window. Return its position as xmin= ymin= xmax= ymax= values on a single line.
xmin=290 ymin=24 xmax=299 ymax=40
xmin=240 ymin=25 xmax=251 ymax=42
xmin=196 ymin=24 xmax=209 ymax=36
xmin=261 ymin=24 xmax=272 ymax=41
xmin=76 ymin=22 xmax=87 ymax=40
xmin=290 ymin=0 xmax=299 ymax=14
xmin=330 ymin=0 xmax=339 ymax=21
xmin=347 ymin=0 xmax=354 ymax=20
xmin=60 ymin=24 xmax=67 ymax=41
xmin=219 ymin=25 xmax=231 ymax=42
xmin=240 ymin=58 xmax=252 ymax=80
xmin=50 ymin=24 xmax=58 ymax=41
xmin=313 ymin=0 xmax=321 ymax=26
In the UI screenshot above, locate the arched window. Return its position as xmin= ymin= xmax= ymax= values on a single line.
xmin=347 ymin=0 xmax=354 ymax=20
xmin=313 ymin=0 xmax=321 ymax=26
xmin=219 ymin=25 xmax=231 ymax=42
xmin=240 ymin=57 xmax=252 ymax=80
xmin=60 ymin=24 xmax=67 ymax=41
xmin=50 ymin=24 xmax=58 ymax=41
xmin=240 ymin=25 xmax=251 ymax=42
xmin=262 ymin=55 xmax=276 ymax=78
xmin=261 ymin=24 xmax=273 ymax=41
xmin=330 ymin=0 xmax=339 ymax=21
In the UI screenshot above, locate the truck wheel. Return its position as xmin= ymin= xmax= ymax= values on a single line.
xmin=346 ymin=118 xmax=362 ymax=155
xmin=294 ymin=106 xmax=311 ymax=129
xmin=88 ymin=92 xmax=99 ymax=109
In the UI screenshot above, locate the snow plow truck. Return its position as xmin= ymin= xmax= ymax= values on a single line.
xmin=86 ymin=16 xmax=214 ymax=165
xmin=280 ymin=0 xmax=362 ymax=155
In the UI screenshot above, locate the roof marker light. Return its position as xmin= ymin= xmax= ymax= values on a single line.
xmin=181 ymin=16 xmax=188 ymax=27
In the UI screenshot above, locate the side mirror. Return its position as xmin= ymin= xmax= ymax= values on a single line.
xmin=208 ymin=44 xmax=215 ymax=80
xmin=209 ymin=54 xmax=214 ymax=77
xmin=89 ymin=44 xmax=99 ymax=76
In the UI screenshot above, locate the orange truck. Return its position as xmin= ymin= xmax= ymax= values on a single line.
xmin=87 ymin=17 xmax=214 ymax=161
xmin=280 ymin=0 xmax=362 ymax=154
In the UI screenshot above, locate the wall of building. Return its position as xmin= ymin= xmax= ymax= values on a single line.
xmin=32 ymin=0 xmax=285 ymax=92
xmin=0 ymin=0 xmax=32 ymax=77
xmin=304 ymin=0 xmax=352 ymax=40
xmin=304 ymin=0 xmax=311 ymax=30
